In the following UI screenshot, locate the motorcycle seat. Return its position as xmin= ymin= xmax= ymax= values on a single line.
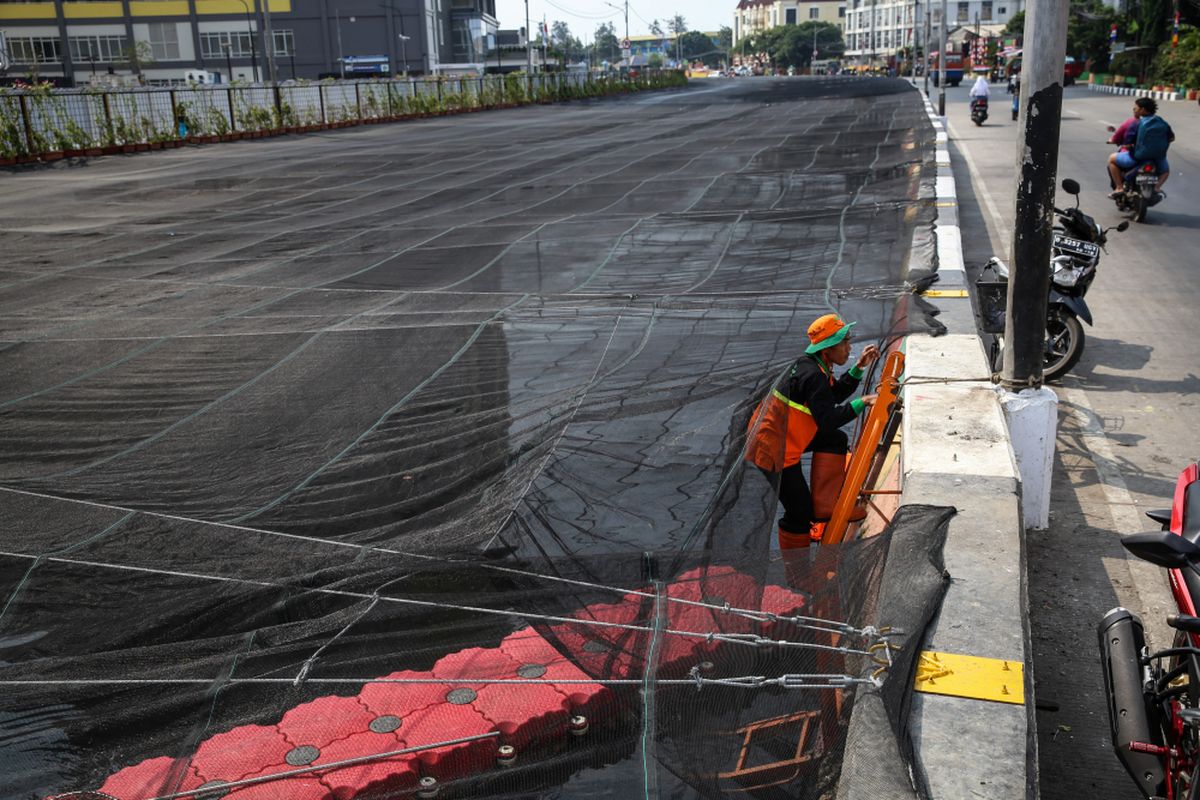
xmin=1179 ymin=481 xmax=1200 ymax=543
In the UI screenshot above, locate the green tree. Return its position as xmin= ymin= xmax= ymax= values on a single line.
xmin=718 ymin=25 xmax=734 ymax=50
xmin=668 ymin=15 xmax=688 ymax=36
xmin=747 ymin=23 xmax=844 ymax=69
xmin=648 ymin=52 xmax=664 ymax=68
xmin=594 ymin=21 xmax=620 ymax=63
xmin=650 ymin=19 xmax=664 ymax=37
xmin=122 ymin=40 xmax=155 ymax=78
xmin=1003 ymin=11 xmax=1025 ymax=36
xmin=679 ymin=31 xmax=723 ymax=67
xmin=1148 ymin=26 xmax=1200 ymax=86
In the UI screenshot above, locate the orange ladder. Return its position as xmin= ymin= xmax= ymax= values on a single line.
xmin=821 ymin=350 xmax=905 ymax=545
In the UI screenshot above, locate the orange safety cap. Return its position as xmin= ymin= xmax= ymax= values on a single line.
xmin=805 ymin=314 xmax=856 ymax=355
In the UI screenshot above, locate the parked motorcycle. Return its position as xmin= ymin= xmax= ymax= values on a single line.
xmin=977 ymin=178 xmax=1128 ymax=381
xmin=1112 ymin=161 xmax=1164 ymax=224
xmin=1100 ymin=462 xmax=1200 ymax=799
xmin=970 ymin=96 xmax=989 ymax=126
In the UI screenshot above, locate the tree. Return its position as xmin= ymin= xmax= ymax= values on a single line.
xmin=668 ymin=15 xmax=688 ymax=36
xmin=1003 ymin=11 xmax=1024 ymax=36
xmin=648 ymin=52 xmax=665 ymax=68
xmin=552 ymin=20 xmax=571 ymax=46
xmin=747 ymin=23 xmax=844 ymax=70
xmin=594 ymin=22 xmax=620 ymax=62
xmin=718 ymin=26 xmax=734 ymax=50
xmin=679 ymin=31 xmax=723 ymax=67
xmin=1148 ymin=26 xmax=1200 ymax=86
xmin=122 ymin=40 xmax=154 ymax=78
xmin=650 ymin=19 xmax=664 ymax=37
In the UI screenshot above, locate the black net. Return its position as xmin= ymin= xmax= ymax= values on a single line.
xmin=1 ymin=77 xmax=947 ymax=800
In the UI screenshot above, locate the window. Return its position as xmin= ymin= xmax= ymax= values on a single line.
xmin=809 ymin=6 xmax=820 ymax=18
xmin=981 ymin=0 xmax=993 ymax=19
xmin=68 ymin=34 xmax=128 ymax=62
xmin=839 ymin=6 xmax=846 ymax=17
xmin=957 ymin=1 xmax=969 ymax=21
xmin=272 ymin=28 xmax=293 ymax=56
xmin=199 ymin=31 xmax=255 ymax=59
xmin=999 ymin=6 xmax=1007 ymax=13
xmin=8 ymin=36 xmax=61 ymax=64
xmin=147 ymin=22 xmax=180 ymax=60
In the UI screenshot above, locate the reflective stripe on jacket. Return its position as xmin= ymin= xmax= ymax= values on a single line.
xmin=745 ymin=388 xmax=820 ymax=472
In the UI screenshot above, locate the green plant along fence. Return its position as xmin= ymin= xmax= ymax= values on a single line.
xmin=0 ymin=70 xmax=688 ymax=161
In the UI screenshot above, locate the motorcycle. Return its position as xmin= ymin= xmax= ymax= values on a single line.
xmin=1113 ymin=161 xmax=1164 ymax=224
xmin=1100 ymin=462 xmax=1200 ymax=799
xmin=970 ymin=96 xmax=989 ymax=126
xmin=977 ymin=178 xmax=1128 ymax=382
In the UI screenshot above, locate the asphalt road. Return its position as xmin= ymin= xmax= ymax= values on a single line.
xmin=940 ymin=81 xmax=1200 ymax=798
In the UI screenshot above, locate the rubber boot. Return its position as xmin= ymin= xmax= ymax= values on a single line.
xmin=778 ymin=525 xmax=811 ymax=549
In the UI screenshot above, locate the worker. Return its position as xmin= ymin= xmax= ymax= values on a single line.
xmin=745 ymin=314 xmax=880 ymax=549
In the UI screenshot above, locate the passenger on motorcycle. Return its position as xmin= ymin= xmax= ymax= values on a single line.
xmin=968 ymin=75 xmax=990 ymax=107
xmin=1106 ymin=98 xmax=1173 ymax=197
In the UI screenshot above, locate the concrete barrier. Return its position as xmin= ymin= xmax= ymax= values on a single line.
xmin=1088 ymin=82 xmax=1182 ymax=101
xmin=895 ymin=95 xmax=1035 ymax=799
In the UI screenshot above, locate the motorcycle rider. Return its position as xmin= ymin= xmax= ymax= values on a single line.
xmin=969 ymin=75 xmax=990 ymax=113
xmin=1106 ymin=98 xmax=1173 ymax=198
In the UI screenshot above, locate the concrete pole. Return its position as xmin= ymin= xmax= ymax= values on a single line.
xmin=910 ymin=0 xmax=918 ymax=79
xmin=923 ymin=4 xmax=931 ymax=95
xmin=260 ymin=0 xmax=278 ymax=83
xmin=1001 ymin=0 xmax=1069 ymax=387
xmin=937 ymin=0 xmax=945 ymax=114
xmin=525 ymin=0 xmax=532 ymax=74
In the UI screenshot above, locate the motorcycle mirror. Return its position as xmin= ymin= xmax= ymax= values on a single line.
xmin=1061 ymin=178 xmax=1081 ymax=195
xmin=1121 ymin=531 xmax=1200 ymax=569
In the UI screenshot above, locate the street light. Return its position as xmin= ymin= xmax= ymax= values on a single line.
xmin=231 ymin=0 xmax=259 ymax=81
xmin=398 ymin=33 xmax=410 ymax=77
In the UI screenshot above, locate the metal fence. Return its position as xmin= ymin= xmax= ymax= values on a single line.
xmin=0 ymin=70 xmax=685 ymax=161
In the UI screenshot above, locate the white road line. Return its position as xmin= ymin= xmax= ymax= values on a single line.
xmin=944 ymin=117 xmax=1012 ymax=255
xmin=1061 ymin=388 xmax=1175 ymax=647
xmin=949 ymin=113 xmax=1175 ymax=644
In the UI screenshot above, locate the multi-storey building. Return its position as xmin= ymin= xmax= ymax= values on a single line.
xmin=843 ymin=0 xmax=1017 ymax=66
xmin=733 ymin=0 xmax=847 ymax=47
xmin=0 ymin=0 xmax=498 ymax=85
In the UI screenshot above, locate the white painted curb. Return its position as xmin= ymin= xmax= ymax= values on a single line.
xmin=1088 ymin=82 xmax=1183 ymax=102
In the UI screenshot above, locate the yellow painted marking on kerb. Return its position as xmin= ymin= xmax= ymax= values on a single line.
xmin=935 ymin=201 xmax=956 ymax=208
xmin=914 ymin=651 xmax=1025 ymax=704
xmin=923 ymin=289 xmax=969 ymax=298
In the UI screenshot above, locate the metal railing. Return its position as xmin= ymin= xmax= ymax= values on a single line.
xmin=0 ymin=70 xmax=686 ymax=162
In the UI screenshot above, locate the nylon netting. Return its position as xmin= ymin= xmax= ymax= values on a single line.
xmin=0 ymin=77 xmax=949 ymax=800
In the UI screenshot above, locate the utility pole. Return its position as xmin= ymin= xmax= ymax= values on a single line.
xmin=260 ymin=0 xmax=278 ymax=84
xmin=525 ymin=0 xmax=532 ymax=74
xmin=923 ymin=2 xmax=931 ymax=94
xmin=1003 ymin=0 xmax=1069 ymax=387
xmin=910 ymin=0 xmax=918 ymax=79
xmin=869 ymin=0 xmax=876 ymax=70
xmin=937 ymin=0 xmax=946 ymax=114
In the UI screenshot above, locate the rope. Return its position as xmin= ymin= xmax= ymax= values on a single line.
xmin=897 ymin=375 xmax=999 ymax=387
xmin=0 ymin=672 xmax=881 ymax=689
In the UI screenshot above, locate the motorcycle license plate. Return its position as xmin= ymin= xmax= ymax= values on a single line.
xmin=1136 ymin=175 xmax=1157 ymax=185
xmin=1052 ymin=234 xmax=1099 ymax=259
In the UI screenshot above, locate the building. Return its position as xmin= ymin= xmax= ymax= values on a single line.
xmin=625 ymin=31 xmax=723 ymax=66
xmin=0 ymin=0 xmax=498 ymax=86
xmin=733 ymin=0 xmax=846 ymax=47
xmin=842 ymin=0 xmax=1017 ymax=66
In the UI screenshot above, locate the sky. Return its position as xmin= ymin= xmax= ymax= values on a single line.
xmin=493 ymin=0 xmax=734 ymax=40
